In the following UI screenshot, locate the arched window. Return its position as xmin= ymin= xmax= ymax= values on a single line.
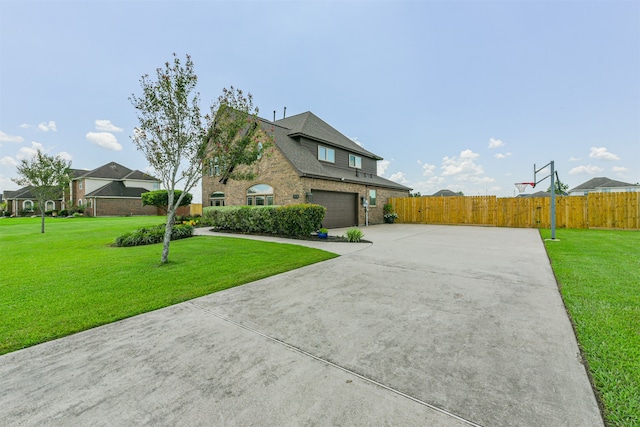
xmin=210 ymin=191 xmax=225 ymax=207
xmin=45 ymin=200 xmax=55 ymax=212
xmin=23 ymin=200 xmax=34 ymax=211
xmin=77 ymin=199 xmax=83 ymax=207
xmin=246 ymin=184 xmax=274 ymax=206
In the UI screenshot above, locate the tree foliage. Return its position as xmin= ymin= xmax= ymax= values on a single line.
xmin=12 ymin=150 xmax=72 ymax=233
xmin=142 ymin=190 xmax=192 ymax=214
xmin=205 ymin=86 xmax=272 ymax=184
xmin=130 ymin=53 xmax=269 ymax=264
xmin=547 ymin=178 xmax=569 ymax=195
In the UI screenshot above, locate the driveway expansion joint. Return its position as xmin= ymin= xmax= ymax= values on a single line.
xmin=186 ymin=300 xmax=485 ymax=427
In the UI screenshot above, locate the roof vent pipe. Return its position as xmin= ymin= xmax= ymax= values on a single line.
xmin=283 ymin=106 xmax=286 ymax=119
xmin=273 ymin=110 xmax=276 ymax=122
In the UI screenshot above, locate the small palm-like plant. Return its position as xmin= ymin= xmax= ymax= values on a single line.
xmin=345 ymin=228 xmax=364 ymax=242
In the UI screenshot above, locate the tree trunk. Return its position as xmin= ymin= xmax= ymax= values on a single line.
xmin=41 ymin=210 xmax=45 ymax=233
xmin=161 ymin=209 xmax=176 ymax=264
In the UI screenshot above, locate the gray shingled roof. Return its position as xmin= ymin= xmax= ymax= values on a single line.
xmin=569 ymin=177 xmax=638 ymax=192
xmin=276 ymin=112 xmax=382 ymax=160
xmin=85 ymin=181 xmax=149 ymax=198
xmin=74 ymin=162 xmax=158 ymax=181
xmin=432 ymin=189 xmax=460 ymax=196
xmin=259 ymin=116 xmax=410 ymax=191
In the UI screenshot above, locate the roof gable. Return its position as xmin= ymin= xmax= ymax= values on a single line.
xmin=276 ymin=112 xmax=382 ymax=160
xmin=257 ymin=118 xmax=410 ymax=192
xmin=78 ymin=162 xmax=133 ymax=180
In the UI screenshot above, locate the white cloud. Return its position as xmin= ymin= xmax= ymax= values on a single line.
xmin=0 ymin=156 xmax=18 ymax=167
xmin=389 ymin=171 xmax=409 ymax=184
xmin=0 ymin=131 xmax=24 ymax=143
xmin=86 ymin=132 xmax=122 ymax=151
xmin=95 ymin=120 xmax=124 ymax=132
xmin=569 ymin=156 xmax=580 ymax=162
xmin=589 ymin=147 xmax=620 ymax=161
xmin=57 ymin=151 xmax=73 ymax=161
xmin=441 ymin=149 xmax=483 ymax=178
xmin=422 ymin=163 xmax=436 ymax=176
xmin=17 ymin=141 xmax=45 ymax=159
xmin=19 ymin=123 xmax=30 ymax=129
xmin=569 ymin=165 xmax=604 ymax=175
xmin=612 ymin=166 xmax=628 ymax=173
xmin=494 ymin=152 xmax=512 ymax=159
xmin=37 ymin=121 xmax=57 ymax=132
xmin=377 ymin=159 xmax=390 ymax=176
xmin=488 ymin=137 xmax=504 ymax=149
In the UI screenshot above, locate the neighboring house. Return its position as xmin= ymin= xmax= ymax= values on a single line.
xmin=4 ymin=162 xmax=162 ymax=217
xmin=431 ymin=189 xmax=460 ymax=197
xmin=568 ymin=177 xmax=640 ymax=196
xmin=202 ymin=111 xmax=411 ymax=228
xmin=3 ymin=186 xmax=63 ymax=215
xmin=70 ymin=162 xmax=161 ymax=216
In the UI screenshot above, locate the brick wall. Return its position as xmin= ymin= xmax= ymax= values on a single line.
xmin=89 ymin=198 xmax=158 ymax=217
xmin=202 ymin=146 xmax=409 ymax=225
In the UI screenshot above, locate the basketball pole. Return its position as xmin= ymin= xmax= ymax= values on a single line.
xmin=534 ymin=161 xmax=556 ymax=240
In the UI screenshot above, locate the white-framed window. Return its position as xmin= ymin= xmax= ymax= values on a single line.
xmin=23 ymin=200 xmax=34 ymax=211
xmin=247 ymin=184 xmax=274 ymax=206
xmin=77 ymin=199 xmax=83 ymax=207
xmin=318 ymin=146 xmax=335 ymax=163
xmin=45 ymin=200 xmax=55 ymax=211
xmin=349 ymin=154 xmax=362 ymax=169
xmin=369 ymin=189 xmax=377 ymax=207
xmin=210 ymin=191 xmax=225 ymax=207
xmin=79 ymin=182 xmax=83 ymax=190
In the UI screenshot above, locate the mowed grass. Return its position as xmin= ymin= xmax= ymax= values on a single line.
xmin=542 ymin=228 xmax=640 ymax=427
xmin=0 ymin=216 xmax=338 ymax=355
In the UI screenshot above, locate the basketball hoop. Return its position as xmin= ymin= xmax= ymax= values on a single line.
xmin=514 ymin=182 xmax=535 ymax=193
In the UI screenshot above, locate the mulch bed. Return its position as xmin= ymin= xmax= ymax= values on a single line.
xmin=208 ymin=229 xmax=371 ymax=243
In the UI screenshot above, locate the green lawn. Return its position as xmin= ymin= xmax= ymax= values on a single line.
xmin=542 ymin=229 xmax=640 ymax=427
xmin=0 ymin=216 xmax=337 ymax=355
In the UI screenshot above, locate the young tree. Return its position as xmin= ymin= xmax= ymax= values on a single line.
xmin=547 ymin=178 xmax=569 ymax=194
xmin=12 ymin=150 xmax=72 ymax=233
xmin=142 ymin=190 xmax=192 ymax=216
xmin=130 ymin=54 xmax=269 ymax=264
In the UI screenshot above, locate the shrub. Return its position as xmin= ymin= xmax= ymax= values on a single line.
xmin=345 ymin=228 xmax=364 ymax=243
xmin=59 ymin=209 xmax=69 ymax=217
xmin=203 ymin=204 xmax=325 ymax=237
xmin=113 ymin=223 xmax=194 ymax=247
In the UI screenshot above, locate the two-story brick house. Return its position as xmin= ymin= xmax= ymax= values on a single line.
xmin=4 ymin=162 xmax=162 ymax=216
xmin=202 ymin=111 xmax=411 ymax=228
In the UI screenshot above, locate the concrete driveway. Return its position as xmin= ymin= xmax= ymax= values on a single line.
xmin=0 ymin=224 xmax=602 ymax=426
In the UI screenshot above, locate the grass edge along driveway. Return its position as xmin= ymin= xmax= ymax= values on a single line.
xmin=0 ymin=217 xmax=337 ymax=355
xmin=542 ymin=228 xmax=639 ymax=427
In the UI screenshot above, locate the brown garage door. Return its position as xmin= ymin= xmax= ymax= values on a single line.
xmin=311 ymin=190 xmax=358 ymax=229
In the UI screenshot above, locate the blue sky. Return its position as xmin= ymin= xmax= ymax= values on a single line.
xmin=1 ymin=0 xmax=638 ymax=202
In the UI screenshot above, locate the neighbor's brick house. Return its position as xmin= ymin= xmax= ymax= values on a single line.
xmin=3 ymin=162 xmax=178 ymax=217
xmin=202 ymin=111 xmax=411 ymax=228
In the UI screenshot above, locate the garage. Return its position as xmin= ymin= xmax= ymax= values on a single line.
xmin=311 ymin=190 xmax=359 ymax=229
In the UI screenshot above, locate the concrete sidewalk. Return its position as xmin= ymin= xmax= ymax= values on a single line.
xmin=0 ymin=225 xmax=603 ymax=426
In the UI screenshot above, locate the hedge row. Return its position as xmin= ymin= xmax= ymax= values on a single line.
xmin=113 ymin=223 xmax=194 ymax=247
xmin=203 ymin=204 xmax=326 ymax=237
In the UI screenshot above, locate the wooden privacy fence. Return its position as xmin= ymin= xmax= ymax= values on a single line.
xmin=390 ymin=192 xmax=640 ymax=230
xmin=190 ymin=203 xmax=203 ymax=216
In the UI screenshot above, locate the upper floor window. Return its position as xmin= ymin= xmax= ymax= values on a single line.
xmin=79 ymin=182 xmax=83 ymax=190
xmin=318 ymin=146 xmax=335 ymax=163
xmin=349 ymin=154 xmax=362 ymax=169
